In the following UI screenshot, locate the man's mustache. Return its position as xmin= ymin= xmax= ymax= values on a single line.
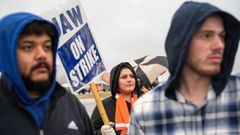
xmin=31 ymin=61 xmax=50 ymax=72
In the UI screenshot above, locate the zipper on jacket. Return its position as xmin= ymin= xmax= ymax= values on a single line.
xmin=30 ymin=102 xmax=43 ymax=135
xmin=39 ymin=129 xmax=44 ymax=135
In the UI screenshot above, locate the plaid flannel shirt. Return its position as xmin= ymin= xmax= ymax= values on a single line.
xmin=128 ymin=75 xmax=240 ymax=135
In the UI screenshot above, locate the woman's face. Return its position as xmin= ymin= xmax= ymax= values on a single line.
xmin=118 ymin=68 xmax=136 ymax=95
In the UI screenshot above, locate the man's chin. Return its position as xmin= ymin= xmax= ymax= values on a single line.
xmin=32 ymin=78 xmax=49 ymax=83
xmin=31 ymin=74 xmax=50 ymax=82
xmin=22 ymin=73 xmax=53 ymax=94
xmin=26 ymin=80 xmax=52 ymax=94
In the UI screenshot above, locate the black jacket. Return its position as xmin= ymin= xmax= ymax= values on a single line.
xmin=0 ymin=76 xmax=94 ymax=135
xmin=91 ymin=97 xmax=116 ymax=135
xmin=91 ymin=97 xmax=131 ymax=135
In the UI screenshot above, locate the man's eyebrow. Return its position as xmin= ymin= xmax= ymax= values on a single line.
xmin=197 ymin=29 xmax=225 ymax=35
xmin=42 ymin=40 xmax=52 ymax=44
xmin=19 ymin=39 xmax=52 ymax=44
xmin=18 ymin=40 xmax=34 ymax=45
xmin=197 ymin=30 xmax=214 ymax=34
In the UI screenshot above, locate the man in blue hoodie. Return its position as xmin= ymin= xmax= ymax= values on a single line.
xmin=128 ymin=1 xmax=240 ymax=135
xmin=0 ymin=12 xmax=94 ymax=135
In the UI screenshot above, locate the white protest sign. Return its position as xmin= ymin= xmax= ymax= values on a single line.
xmin=41 ymin=0 xmax=106 ymax=93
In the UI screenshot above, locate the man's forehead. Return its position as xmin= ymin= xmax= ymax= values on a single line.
xmin=18 ymin=34 xmax=51 ymax=43
xmin=198 ymin=15 xmax=225 ymax=32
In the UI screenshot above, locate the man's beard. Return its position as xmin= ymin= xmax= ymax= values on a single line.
xmin=22 ymin=61 xmax=54 ymax=95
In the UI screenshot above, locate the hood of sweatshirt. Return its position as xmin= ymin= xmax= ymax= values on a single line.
xmin=164 ymin=1 xmax=240 ymax=99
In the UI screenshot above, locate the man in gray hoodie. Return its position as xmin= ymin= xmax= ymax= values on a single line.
xmin=128 ymin=1 xmax=240 ymax=135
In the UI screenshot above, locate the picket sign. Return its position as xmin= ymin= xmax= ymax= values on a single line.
xmin=41 ymin=0 xmax=106 ymax=93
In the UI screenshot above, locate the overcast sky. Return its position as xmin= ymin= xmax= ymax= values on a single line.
xmin=1 ymin=0 xmax=240 ymax=74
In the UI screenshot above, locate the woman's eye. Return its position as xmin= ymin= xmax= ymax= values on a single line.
xmin=120 ymin=76 xmax=127 ymax=79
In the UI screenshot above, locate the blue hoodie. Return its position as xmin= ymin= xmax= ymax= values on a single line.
xmin=0 ymin=12 xmax=59 ymax=127
xmin=164 ymin=1 xmax=240 ymax=99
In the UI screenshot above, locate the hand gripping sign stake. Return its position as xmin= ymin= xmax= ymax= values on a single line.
xmin=90 ymin=83 xmax=110 ymax=125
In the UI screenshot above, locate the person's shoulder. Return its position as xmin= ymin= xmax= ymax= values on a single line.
xmin=54 ymin=83 xmax=84 ymax=105
xmin=228 ymin=74 xmax=240 ymax=82
xmin=233 ymin=73 xmax=240 ymax=78
xmin=225 ymin=74 xmax=240 ymax=91
xmin=131 ymin=85 xmax=167 ymax=121
xmin=102 ymin=96 xmax=115 ymax=105
xmin=133 ymin=85 xmax=166 ymax=109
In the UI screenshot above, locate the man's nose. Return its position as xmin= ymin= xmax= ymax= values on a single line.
xmin=212 ymin=36 xmax=225 ymax=50
xmin=35 ymin=46 xmax=47 ymax=60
